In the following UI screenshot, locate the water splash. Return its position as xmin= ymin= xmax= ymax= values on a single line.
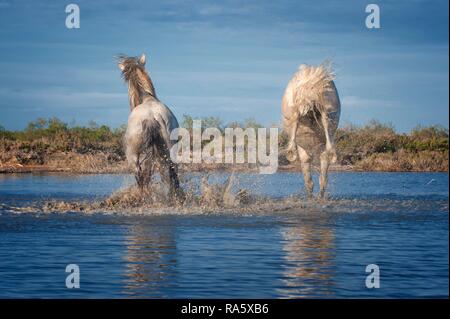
xmin=3 ymin=173 xmax=448 ymax=216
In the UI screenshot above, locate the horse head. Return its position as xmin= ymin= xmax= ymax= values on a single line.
xmin=117 ymin=53 xmax=156 ymax=110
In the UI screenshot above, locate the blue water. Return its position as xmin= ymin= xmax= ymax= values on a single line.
xmin=0 ymin=172 xmax=448 ymax=298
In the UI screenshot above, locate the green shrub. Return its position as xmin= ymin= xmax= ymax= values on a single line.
xmin=0 ymin=117 xmax=448 ymax=171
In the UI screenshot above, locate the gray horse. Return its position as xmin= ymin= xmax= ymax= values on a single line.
xmin=117 ymin=53 xmax=184 ymax=202
xmin=282 ymin=62 xmax=341 ymax=199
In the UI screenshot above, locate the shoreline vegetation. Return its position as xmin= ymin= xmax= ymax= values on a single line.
xmin=0 ymin=116 xmax=448 ymax=174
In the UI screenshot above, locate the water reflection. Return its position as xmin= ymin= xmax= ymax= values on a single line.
xmin=279 ymin=216 xmax=336 ymax=298
xmin=123 ymin=222 xmax=177 ymax=297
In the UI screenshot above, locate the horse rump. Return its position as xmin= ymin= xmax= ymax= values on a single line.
xmin=130 ymin=119 xmax=184 ymax=202
xmin=132 ymin=119 xmax=166 ymax=188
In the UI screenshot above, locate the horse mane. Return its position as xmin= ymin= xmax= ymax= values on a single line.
xmin=117 ymin=54 xmax=157 ymax=110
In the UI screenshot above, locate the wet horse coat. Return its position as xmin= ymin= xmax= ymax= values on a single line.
xmin=118 ymin=54 xmax=184 ymax=201
xmin=282 ymin=62 xmax=341 ymax=198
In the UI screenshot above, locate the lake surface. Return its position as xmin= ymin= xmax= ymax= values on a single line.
xmin=0 ymin=172 xmax=448 ymax=298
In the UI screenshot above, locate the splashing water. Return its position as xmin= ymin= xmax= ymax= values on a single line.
xmin=3 ymin=171 xmax=448 ymax=216
xmin=5 ymin=173 xmax=261 ymax=215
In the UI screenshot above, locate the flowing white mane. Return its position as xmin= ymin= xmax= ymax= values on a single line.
xmin=117 ymin=54 xmax=157 ymax=111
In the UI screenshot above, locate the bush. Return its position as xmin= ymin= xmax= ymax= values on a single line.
xmin=0 ymin=117 xmax=448 ymax=172
xmin=0 ymin=117 xmax=126 ymax=160
xmin=333 ymin=120 xmax=448 ymax=170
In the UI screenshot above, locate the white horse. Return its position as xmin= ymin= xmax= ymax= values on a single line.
xmin=117 ymin=53 xmax=184 ymax=202
xmin=282 ymin=62 xmax=341 ymax=199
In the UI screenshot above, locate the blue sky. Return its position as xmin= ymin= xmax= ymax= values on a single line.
xmin=0 ymin=0 xmax=448 ymax=131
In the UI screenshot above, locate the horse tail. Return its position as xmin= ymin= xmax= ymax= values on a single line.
xmin=124 ymin=117 xmax=168 ymax=176
xmin=142 ymin=119 xmax=170 ymax=161
xmin=143 ymin=119 xmax=184 ymax=200
xmin=282 ymin=61 xmax=336 ymax=162
xmin=293 ymin=61 xmax=335 ymax=117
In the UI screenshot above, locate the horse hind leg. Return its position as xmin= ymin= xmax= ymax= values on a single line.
xmin=319 ymin=150 xmax=330 ymax=199
xmin=135 ymin=151 xmax=154 ymax=190
xmin=298 ymin=146 xmax=314 ymax=199
xmin=160 ymin=152 xmax=185 ymax=203
xmin=169 ymin=162 xmax=185 ymax=203
xmin=134 ymin=155 xmax=146 ymax=189
xmin=320 ymin=113 xmax=337 ymax=163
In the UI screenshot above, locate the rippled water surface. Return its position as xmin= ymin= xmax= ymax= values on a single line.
xmin=0 ymin=172 xmax=448 ymax=298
